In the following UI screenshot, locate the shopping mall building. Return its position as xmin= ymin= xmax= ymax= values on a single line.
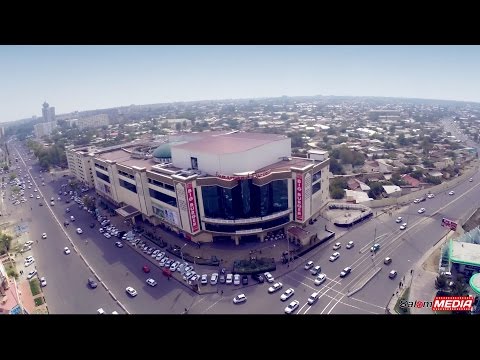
xmin=67 ymin=132 xmax=330 ymax=245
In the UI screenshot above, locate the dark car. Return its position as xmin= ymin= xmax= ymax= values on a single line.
xmin=241 ymin=275 xmax=248 ymax=285
xmin=340 ymin=267 xmax=352 ymax=278
xmin=64 ymin=220 xmax=69 ymax=226
xmin=39 ymin=202 xmax=43 ymax=206
xmin=251 ymin=273 xmax=264 ymax=283
xmin=88 ymin=278 xmax=98 ymax=289
xmin=142 ymin=265 xmax=150 ymax=273
xmin=89 ymin=223 xmax=95 ymax=228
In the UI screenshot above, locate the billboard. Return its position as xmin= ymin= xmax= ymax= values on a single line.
xmin=186 ymin=183 xmax=199 ymax=232
xmin=296 ymin=174 xmax=303 ymax=221
xmin=441 ymin=218 xmax=457 ymax=231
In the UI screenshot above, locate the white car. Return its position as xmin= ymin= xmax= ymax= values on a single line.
xmin=126 ymin=287 xmax=138 ymax=297
xmin=304 ymin=261 xmax=314 ymax=270
xmin=25 ymin=240 xmax=34 ymax=246
xmin=268 ymin=282 xmax=283 ymax=293
xmin=210 ymin=273 xmax=219 ymax=285
xmin=280 ymin=288 xmax=295 ymax=301
xmin=469 ymin=178 xmax=473 ymax=182
xmin=413 ymin=199 xmax=420 ymax=204
xmin=146 ymin=278 xmax=157 ymax=287
xmin=418 ymin=208 xmax=425 ymax=214
xmin=427 ymin=193 xmax=435 ymax=199
xmin=29 ymin=194 xmax=33 ymax=198
xmin=333 ymin=242 xmax=341 ymax=250
xmin=70 ymin=215 xmax=75 ymax=221
xmin=314 ymin=273 xmax=327 ymax=286
xmin=400 ymin=223 xmax=407 ymax=230
xmin=97 ymin=308 xmax=105 ymax=314
xmin=264 ymin=272 xmax=274 ymax=283
xmin=27 ymin=269 xmax=37 ymax=279
xmin=36 ymin=195 xmax=40 ymax=199
xmin=233 ymin=274 xmax=241 ymax=285
xmin=284 ymin=300 xmax=300 ymax=314
xmin=104 ymin=233 xmax=111 ymax=238
xmin=346 ymin=241 xmax=354 ymax=249
xmin=41 ymin=233 xmax=47 ymax=239
xmin=307 ymin=292 xmax=320 ymax=305
xmin=449 ymin=191 xmax=455 ymax=195
xmin=64 ymin=247 xmax=71 ymax=255
xmin=395 ymin=216 xmax=403 ymax=223
xmin=226 ymin=274 xmax=233 ymax=284
xmin=24 ymin=258 xmax=35 ymax=267
xmin=233 ymin=293 xmax=247 ymax=304
xmin=76 ymin=228 xmax=83 ymax=234
xmin=201 ymin=274 xmax=208 ymax=285
xmin=40 ymin=277 xmax=47 ymax=287
xmin=329 ymin=252 xmax=340 ymax=262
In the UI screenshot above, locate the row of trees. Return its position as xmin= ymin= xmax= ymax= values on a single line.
xmin=0 ymin=232 xmax=13 ymax=255
xmin=27 ymin=139 xmax=67 ymax=169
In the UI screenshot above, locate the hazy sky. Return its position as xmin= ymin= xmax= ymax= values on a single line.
xmin=2 ymin=45 xmax=480 ymax=123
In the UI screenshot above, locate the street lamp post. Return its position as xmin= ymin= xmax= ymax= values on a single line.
xmin=181 ymin=243 xmax=188 ymax=263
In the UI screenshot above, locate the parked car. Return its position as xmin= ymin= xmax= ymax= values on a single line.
xmin=252 ymin=273 xmax=264 ymax=283
xmin=233 ymin=274 xmax=241 ymax=285
xmin=268 ymin=282 xmax=283 ymax=293
xmin=280 ymin=288 xmax=295 ymax=301
xmin=88 ymin=278 xmax=98 ymax=289
xmin=39 ymin=277 xmax=47 ymax=287
xmin=146 ymin=278 xmax=157 ymax=287
xmin=142 ymin=265 xmax=150 ymax=273
xmin=126 ymin=286 xmax=138 ymax=297
xmin=226 ymin=273 xmax=233 ymax=284
xmin=310 ymin=265 xmax=321 ymax=275
xmin=27 ymin=269 xmax=37 ymax=279
xmin=241 ymin=275 xmax=248 ymax=285
xmin=384 ymin=257 xmax=392 ymax=265
xmin=329 ymin=252 xmax=340 ymax=262
xmin=284 ymin=300 xmax=299 ymax=314
xmin=201 ymin=274 xmax=208 ymax=285
xmin=210 ymin=273 xmax=219 ymax=285
xmin=346 ymin=241 xmax=354 ymax=249
xmin=304 ymin=261 xmax=314 ymax=270
xmin=264 ymin=272 xmax=274 ymax=283
xmin=307 ymin=292 xmax=320 ymax=305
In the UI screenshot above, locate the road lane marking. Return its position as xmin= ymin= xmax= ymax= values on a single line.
xmin=320 ymin=173 xmax=480 ymax=314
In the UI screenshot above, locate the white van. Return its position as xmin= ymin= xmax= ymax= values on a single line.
xmin=307 ymin=292 xmax=320 ymax=305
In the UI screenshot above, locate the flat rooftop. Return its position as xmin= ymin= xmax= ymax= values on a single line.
xmin=256 ymin=157 xmax=314 ymax=172
xmin=450 ymin=241 xmax=480 ymax=266
xmin=96 ymin=148 xmax=156 ymax=171
xmin=172 ymin=132 xmax=288 ymax=155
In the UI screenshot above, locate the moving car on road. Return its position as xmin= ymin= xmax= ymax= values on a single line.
xmin=304 ymin=261 xmax=314 ymax=270
xmin=126 ymin=287 xmax=138 ymax=297
xmin=418 ymin=208 xmax=426 ymax=214
xmin=340 ymin=267 xmax=352 ymax=278
xmin=333 ymin=242 xmax=341 ymax=250
xmin=40 ymin=277 xmax=47 ymax=287
xmin=233 ymin=294 xmax=247 ymax=304
xmin=395 ymin=216 xmax=403 ymax=223
xmin=389 ymin=270 xmax=397 ymax=279
xmin=64 ymin=247 xmax=70 ymax=255
xmin=146 ymin=278 xmax=157 ymax=287
xmin=384 ymin=257 xmax=392 ymax=265
xmin=400 ymin=223 xmax=408 ymax=230
xmin=329 ymin=252 xmax=340 ymax=262
xmin=370 ymin=243 xmax=380 ymax=252
xmin=449 ymin=191 xmax=455 ymax=195
xmin=346 ymin=241 xmax=354 ymax=249
xmin=41 ymin=233 xmax=47 ymax=239
xmin=115 ymin=241 xmax=123 ymax=248
xmin=76 ymin=228 xmax=83 ymax=234
xmin=307 ymin=292 xmax=320 ymax=305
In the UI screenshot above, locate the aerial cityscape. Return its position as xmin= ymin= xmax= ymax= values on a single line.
xmin=1 ymin=45 xmax=480 ymax=315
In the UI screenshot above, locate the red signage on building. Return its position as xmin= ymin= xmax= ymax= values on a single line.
xmin=296 ymin=174 xmax=303 ymax=221
xmin=186 ymin=183 xmax=199 ymax=232
xmin=215 ymin=169 xmax=272 ymax=181
xmin=441 ymin=218 xmax=457 ymax=231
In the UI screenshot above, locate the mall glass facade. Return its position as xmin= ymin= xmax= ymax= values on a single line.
xmin=202 ymin=179 xmax=289 ymax=220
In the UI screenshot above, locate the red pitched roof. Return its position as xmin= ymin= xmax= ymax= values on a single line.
xmin=401 ymin=174 xmax=421 ymax=187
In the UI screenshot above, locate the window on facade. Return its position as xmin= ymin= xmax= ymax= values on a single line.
xmin=201 ymin=179 xmax=288 ymax=220
xmin=96 ymin=171 xmax=110 ymax=183
xmin=149 ymin=188 xmax=177 ymax=207
xmin=147 ymin=178 xmax=175 ymax=191
xmin=94 ymin=163 xmax=107 ymax=171
xmin=119 ymin=179 xmax=137 ymax=193
xmin=312 ymin=182 xmax=321 ymax=194
xmin=191 ymin=157 xmax=198 ymax=170
xmin=312 ymin=170 xmax=322 ymax=183
xmin=118 ymin=170 xmax=135 ymax=180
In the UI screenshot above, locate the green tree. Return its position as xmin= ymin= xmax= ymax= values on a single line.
xmin=329 ymin=158 xmax=344 ymax=175
xmin=9 ymin=173 xmax=16 ymax=181
xmin=397 ymin=133 xmax=408 ymax=146
xmin=435 ymin=274 xmax=447 ymax=290
xmin=0 ymin=232 xmax=13 ymax=255
xmin=411 ymin=170 xmax=423 ymax=180
xmin=330 ymin=186 xmax=345 ymax=199
xmin=175 ymin=122 xmax=182 ymax=131
xmin=367 ymin=182 xmax=384 ymax=199
xmin=422 ymin=159 xmax=434 ymax=168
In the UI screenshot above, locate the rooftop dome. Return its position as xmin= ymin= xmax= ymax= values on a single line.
xmin=153 ymin=143 xmax=172 ymax=159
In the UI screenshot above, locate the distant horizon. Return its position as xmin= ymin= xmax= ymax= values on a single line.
xmin=3 ymin=45 xmax=480 ymax=123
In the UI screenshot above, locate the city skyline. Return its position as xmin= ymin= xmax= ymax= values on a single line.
xmin=2 ymin=45 xmax=480 ymax=123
